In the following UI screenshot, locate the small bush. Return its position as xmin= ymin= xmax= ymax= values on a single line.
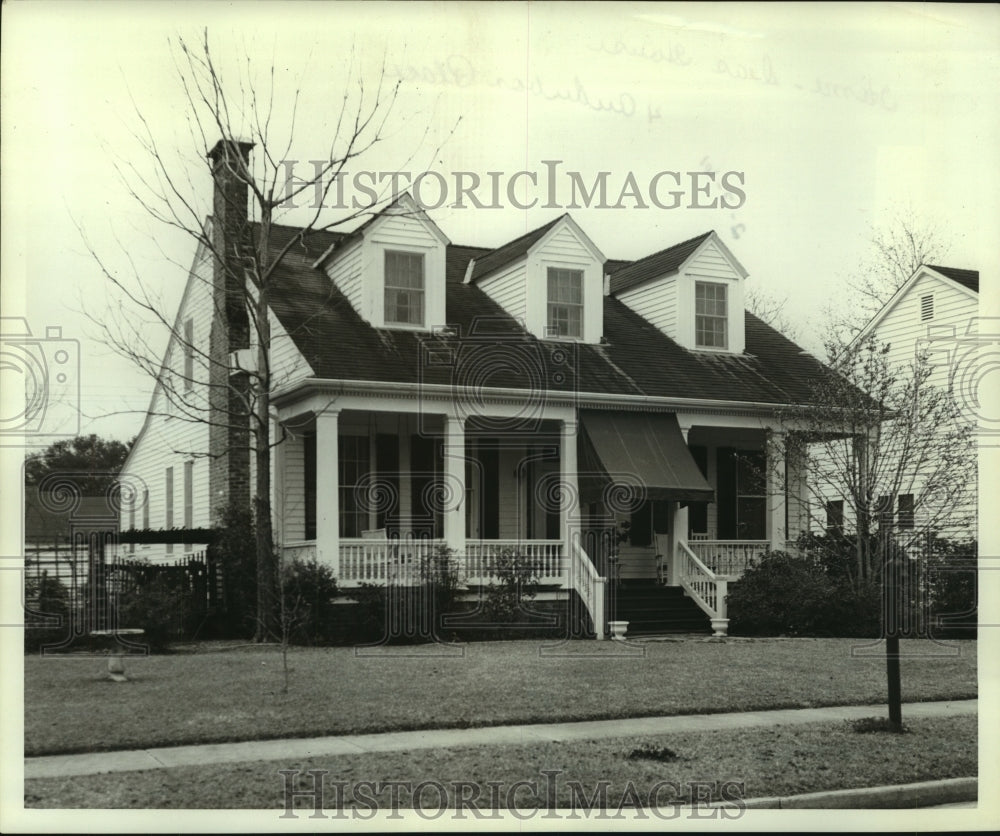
xmin=477 ymin=548 xmax=542 ymax=638
xmin=849 ymin=717 xmax=910 ymax=734
xmin=349 ymin=545 xmax=463 ymax=645
xmin=279 ymin=557 xmax=340 ymax=645
xmin=210 ymin=502 xmax=258 ymax=639
xmin=24 ymin=575 xmax=71 ymax=653
xmin=626 ymin=743 xmax=680 ymax=762
xmin=116 ymin=575 xmax=196 ymax=652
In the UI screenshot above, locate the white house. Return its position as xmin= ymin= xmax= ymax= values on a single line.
xmin=814 ymin=264 xmax=980 ymax=541
xmin=119 ymin=140 xmax=850 ymax=638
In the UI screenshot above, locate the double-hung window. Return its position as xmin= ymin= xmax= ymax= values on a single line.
xmin=547 ymin=268 xmax=583 ymax=338
xmin=695 ymin=281 xmax=728 ymax=349
xmin=384 ymin=251 xmax=424 ymax=326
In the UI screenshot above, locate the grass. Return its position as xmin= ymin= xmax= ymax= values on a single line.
xmin=23 ymin=715 xmax=976 ymax=809
xmin=24 ymin=638 xmax=976 ymax=757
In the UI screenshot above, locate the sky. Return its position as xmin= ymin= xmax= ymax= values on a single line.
xmin=2 ymin=1 xmax=999 ymax=445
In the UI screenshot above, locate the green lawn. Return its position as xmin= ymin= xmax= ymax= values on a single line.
xmin=24 ymin=716 xmax=976 ymax=809
xmin=24 ymin=638 xmax=976 ymax=756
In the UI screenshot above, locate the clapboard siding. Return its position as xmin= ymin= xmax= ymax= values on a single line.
xmin=536 ymin=225 xmax=595 ymax=264
xmin=872 ymin=273 xmax=978 ymax=378
xmin=686 ymin=238 xmax=738 ymax=280
xmin=617 ymin=274 xmax=678 ymax=338
xmin=324 ymin=238 xmax=364 ymax=315
xmin=478 ymin=260 xmax=528 ymax=323
xmin=373 ymin=214 xmax=441 ymax=247
xmin=281 ymin=432 xmax=307 ymax=541
xmin=269 ymin=307 xmax=315 ymax=389
xmin=120 ymin=250 xmax=214 ymax=560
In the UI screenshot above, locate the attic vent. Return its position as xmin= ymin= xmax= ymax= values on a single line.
xmin=920 ymin=293 xmax=934 ymax=321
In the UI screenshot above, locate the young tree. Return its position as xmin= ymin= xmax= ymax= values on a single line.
xmin=81 ymin=31 xmax=450 ymax=640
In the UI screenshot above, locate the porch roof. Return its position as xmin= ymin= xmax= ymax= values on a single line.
xmin=578 ymin=411 xmax=714 ymax=504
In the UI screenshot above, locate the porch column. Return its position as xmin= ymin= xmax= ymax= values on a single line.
xmin=668 ymin=425 xmax=691 ymax=584
xmin=560 ymin=419 xmax=580 ymax=546
xmin=767 ymin=430 xmax=786 ymax=550
xmin=316 ymin=409 xmax=340 ymax=575
xmin=443 ymin=414 xmax=466 ymax=556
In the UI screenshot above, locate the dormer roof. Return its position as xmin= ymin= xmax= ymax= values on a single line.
xmin=468 ymin=214 xmax=606 ymax=282
xmin=313 ymin=191 xmax=450 ymax=268
xmin=608 ymin=230 xmax=748 ymax=295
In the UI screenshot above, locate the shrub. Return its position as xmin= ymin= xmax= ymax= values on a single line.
xmin=279 ymin=557 xmax=340 ymax=645
xmin=24 ymin=575 xmax=71 ymax=653
xmin=210 ymin=502 xmax=258 ymax=639
xmin=727 ymin=550 xmax=843 ymax=636
xmin=475 ymin=548 xmax=543 ymax=639
xmin=350 ymin=545 xmax=463 ymax=645
xmin=115 ymin=574 xmax=196 ymax=652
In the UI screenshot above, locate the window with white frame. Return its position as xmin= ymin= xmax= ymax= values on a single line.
xmin=547 ymin=268 xmax=583 ymax=338
xmin=695 ymin=281 xmax=728 ymax=348
xmin=384 ymin=251 xmax=425 ymax=326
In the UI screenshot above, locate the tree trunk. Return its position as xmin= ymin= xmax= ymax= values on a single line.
xmin=253 ymin=214 xmax=278 ymax=641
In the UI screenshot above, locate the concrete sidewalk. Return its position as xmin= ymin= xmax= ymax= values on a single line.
xmin=24 ymin=698 xmax=977 ymax=780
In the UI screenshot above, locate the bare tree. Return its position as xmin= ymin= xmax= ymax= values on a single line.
xmin=789 ymin=336 xmax=974 ymax=581
xmin=745 ymin=284 xmax=798 ymax=340
xmin=824 ymin=212 xmax=950 ymax=344
xmin=80 ymin=31 xmax=451 ymax=639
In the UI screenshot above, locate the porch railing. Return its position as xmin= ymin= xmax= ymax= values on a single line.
xmin=686 ymin=540 xmax=769 ymax=577
xmin=464 ymin=540 xmax=564 ymax=584
xmin=339 ymin=538 xmax=444 ymax=586
xmin=678 ymin=541 xmax=729 ymax=636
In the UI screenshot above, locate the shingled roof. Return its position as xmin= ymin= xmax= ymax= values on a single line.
xmin=927 ymin=265 xmax=979 ymax=294
xmin=608 ymin=232 xmax=713 ymax=295
xmin=266 ymin=225 xmax=837 ymax=408
xmin=469 ymin=216 xmax=565 ymax=281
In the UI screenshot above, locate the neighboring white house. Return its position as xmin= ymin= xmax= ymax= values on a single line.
xmin=814 ymin=264 xmax=979 ymax=541
xmin=118 ymin=140 xmax=851 ymax=638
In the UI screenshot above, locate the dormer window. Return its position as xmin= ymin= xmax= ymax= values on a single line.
xmin=547 ymin=267 xmax=583 ymax=338
xmin=695 ymin=281 xmax=728 ymax=349
xmin=384 ymin=251 xmax=425 ymax=326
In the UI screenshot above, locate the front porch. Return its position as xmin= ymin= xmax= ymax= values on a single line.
xmin=273 ymin=402 xmax=809 ymax=638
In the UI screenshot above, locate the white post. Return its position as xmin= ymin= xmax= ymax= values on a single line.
xmin=316 ymin=409 xmax=340 ymax=576
xmin=669 ymin=425 xmax=691 ymax=582
xmin=767 ymin=430 xmax=786 ymax=550
xmin=561 ymin=420 xmax=580 ymax=556
xmin=442 ymin=414 xmax=466 ymax=558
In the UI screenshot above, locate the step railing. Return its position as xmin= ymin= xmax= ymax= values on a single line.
xmin=677 ymin=541 xmax=729 ymax=636
xmin=568 ymin=537 xmax=608 ymax=640
xmin=686 ymin=540 xmax=769 ymax=577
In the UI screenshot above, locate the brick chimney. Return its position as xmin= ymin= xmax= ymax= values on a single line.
xmin=207 ymin=139 xmax=254 ymax=522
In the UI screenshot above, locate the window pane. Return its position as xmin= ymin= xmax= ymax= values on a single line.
xmin=695 ymin=282 xmax=728 ymax=348
xmin=547 ymin=268 xmax=583 ymax=337
xmin=385 ymin=251 xmax=425 ymax=325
